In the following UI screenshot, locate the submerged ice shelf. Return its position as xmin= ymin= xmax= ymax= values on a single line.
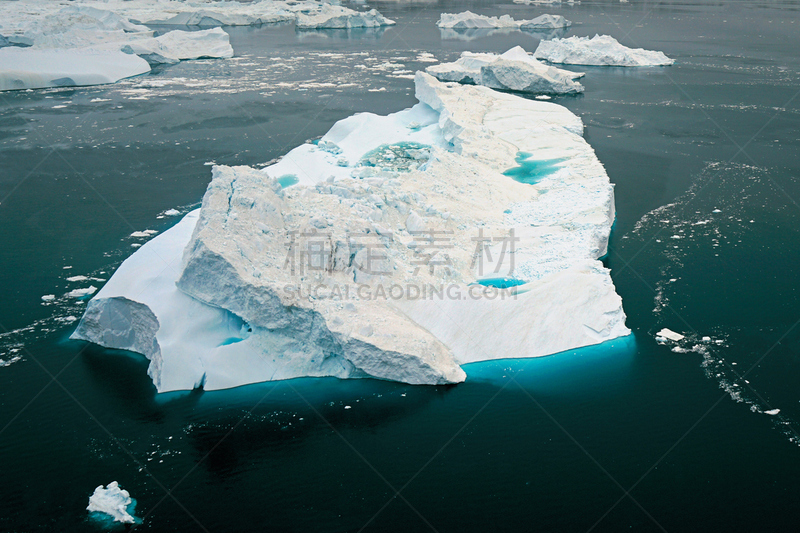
xmin=71 ymin=72 xmax=630 ymax=392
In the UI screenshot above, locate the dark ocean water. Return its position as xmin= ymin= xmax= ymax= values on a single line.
xmin=1 ymin=1 xmax=799 ymax=531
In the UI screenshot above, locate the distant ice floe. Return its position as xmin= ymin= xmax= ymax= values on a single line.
xmin=436 ymin=11 xmax=570 ymax=30
xmin=72 ymin=72 xmax=630 ymax=392
xmin=87 ymin=482 xmax=139 ymax=524
xmin=514 ymin=0 xmax=579 ymax=4
xmin=535 ymin=34 xmax=674 ymax=67
xmin=0 ymin=0 xmax=395 ymax=92
xmin=437 ymin=11 xmax=570 ymax=41
xmin=427 ymin=46 xmax=584 ymax=95
xmin=0 ymin=4 xmax=236 ymax=91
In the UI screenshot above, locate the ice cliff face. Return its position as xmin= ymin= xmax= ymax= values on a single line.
xmin=72 ymin=73 xmax=630 ymax=392
xmin=427 ymin=46 xmax=584 ymax=95
xmin=535 ymin=34 xmax=675 ymax=67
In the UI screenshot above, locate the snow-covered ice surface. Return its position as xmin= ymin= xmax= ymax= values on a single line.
xmin=436 ymin=11 xmax=570 ymax=30
xmin=427 ymin=46 xmax=584 ymax=95
xmin=71 ymin=72 xmax=630 ymax=392
xmin=86 ymin=481 xmax=139 ymax=524
xmin=535 ymin=34 xmax=674 ymax=67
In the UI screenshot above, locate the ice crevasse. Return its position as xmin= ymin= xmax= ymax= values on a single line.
xmin=71 ymin=72 xmax=631 ymax=392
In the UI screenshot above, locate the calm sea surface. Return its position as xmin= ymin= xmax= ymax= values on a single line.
xmin=1 ymin=1 xmax=799 ymax=531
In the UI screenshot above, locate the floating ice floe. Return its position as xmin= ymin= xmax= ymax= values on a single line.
xmin=764 ymin=409 xmax=780 ymax=416
xmin=0 ymin=4 xmax=234 ymax=90
xmin=436 ymin=11 xmax=570 ymax=30
xmin=437 ymin=11 xmax=570 ymax=41
xmin=295 ymin=4 xmax=395 ymax=29
xmin=72 ymin=72 xmax=629 ymax=392
xmin=656 ymin=328 xmax=685 ymax=342
xmin=427 ymin=46 xmax=584 ymax=95
xmin=535 ymin=34 xmax=674 ymax=66
xmin=87 ymin=482 xmax=138 ymax=524
xmin=0 ymin=48 xmax=150 ymax=91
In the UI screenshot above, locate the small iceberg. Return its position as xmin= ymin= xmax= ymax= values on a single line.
xmin=296 ymin=5 xmax=395 ymax=29
xmin=436 ymin=11 xmax=570 ymax=30
xmin=427 ymin=46 xmax=584 ymax=95
xmin=535 ymin=34 xmax=674 ymax=67
xmin=87 ymin=481 xmax=140 ymax=525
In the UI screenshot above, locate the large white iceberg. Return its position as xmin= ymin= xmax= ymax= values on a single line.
xmin=535 ymin=34 xmax=675 ymax=66
xmin=71 ymin=72 xmax=629 ymax=392
xmin=87 ymin=481 xmax=138 ymax=524
xmin=427 ymin=46 xmax=584 ymax=95
xmin=0 ymin=48 xmax=150 ymax=91
xmin=436 ymin=11 xmax=570 ymax=30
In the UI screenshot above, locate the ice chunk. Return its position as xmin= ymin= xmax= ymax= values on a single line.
xmin=427 ymin=46 xmax=584 ymax=95
xmin=67 ymin=286 xmax=97 ymax=298
xmin=86 ymin=481 xmax=138 ymax=524
xmin=765 ymin=409 xmax=780 ymax=415
xmin=0 ymin=48 xmax=149 ymax=91
xmin=656 ymin=328 xmax=685 ymax=342
xmin=535 ymin=34 xmax=674 ymax=66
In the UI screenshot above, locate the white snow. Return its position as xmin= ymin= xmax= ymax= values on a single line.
xmin=437 ymin=11 xmax=570 ymax=30
xmin=427 ymin=46 xmax=584 ymax=95
xmin=72 ymin=72 xmax=629 ymax=392
xmin=86 ymin=481 xmax=136 ymax=524
xmin=535 ymin=34 xmax=674 ymax=67
xmin=656 ymin=328 xmax=685 ymax=342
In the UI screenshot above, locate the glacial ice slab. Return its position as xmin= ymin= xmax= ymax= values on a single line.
xmin=427 ymin=46 xmax=584 ymax=95
xmin=0 ymin=48 xmax=150 ymax=91
xmin=535 ymin=34 xmax=675 ymax=66
xmin=72 ymin=72 xmax=629 ymax=392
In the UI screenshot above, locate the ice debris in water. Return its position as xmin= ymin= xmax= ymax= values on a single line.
xmin=656 ymin=328 xmax=685 ymax=342
xmin=86 ymin=481 xmax=139 ymax=524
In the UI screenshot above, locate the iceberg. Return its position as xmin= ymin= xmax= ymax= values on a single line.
xmin=72 ymin=72 xmax=629 ymax=392
xmin=0 ymin=48 xmax=150 ymax=91
xmin=86 ymin=481 xmax=138 ymax=524
xmin=295 ymin=5 xmax=395 ymax=29
xmin=535 ymin=34 xmax=675 ymax=66
xmin=0 ymin=5 xmax=234 ymax=90
xmin=436 ymin=11 xmax=570 ymax=30
xmin=426 ymin=46 xmax=584 ymax=95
